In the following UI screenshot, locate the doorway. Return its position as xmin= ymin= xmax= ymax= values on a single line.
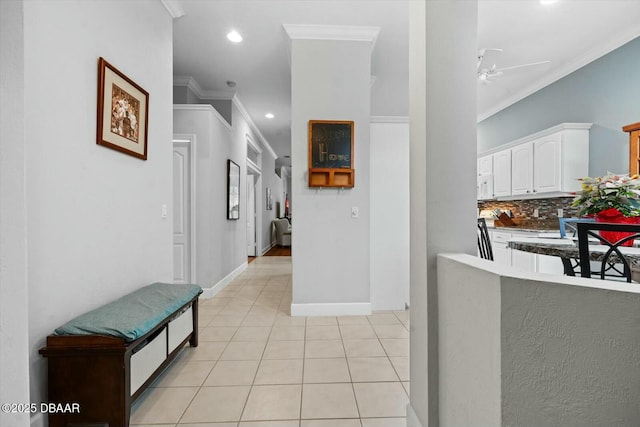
xmin=172 ymin=135 xmax=196 ymax=284
xmin=247 ymin=173 xmax=257 ymax=257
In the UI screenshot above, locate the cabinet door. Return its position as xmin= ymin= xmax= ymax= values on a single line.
xmin=491 ymin=231 xmax=511 ymax=266
xmin=492 ymin=151 xmax=511 ymax=197
xmin=511 ymin=142 xmax=533 ymax=195
xmin=477 ymin=175 xmax=494 ymax=200
xmin=534 ymin=133 xmax=562 ymax=193
xmin=512 ymin=249 xmax=536 ymax=272
xmin=478 ymin=155 xmax=493 ymax=176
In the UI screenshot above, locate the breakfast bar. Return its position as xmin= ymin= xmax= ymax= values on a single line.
xmin=508 ymin=236 xmax=640 ymax=276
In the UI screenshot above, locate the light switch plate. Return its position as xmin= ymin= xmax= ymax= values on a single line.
xmin=351 ymin=207 xmax=359 ymax=218
xmin=533 ymin=208 xmax=539 ymax=218
xmin=557 ymin=208 xmax=563 ymax=218
xmin=161 ymin=204 xmax=168 ymax=218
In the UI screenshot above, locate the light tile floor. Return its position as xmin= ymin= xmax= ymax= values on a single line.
xmin=131 ymin=257 xmax=410 ymax=427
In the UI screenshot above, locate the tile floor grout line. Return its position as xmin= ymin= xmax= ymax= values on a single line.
xmin=237 ymin=273 xmax=272 ymax=424
xmin=299 ymin=313 xmax=307 ymax=421
xmin=338 ymin=319 xmax=364 ymax=423
xmin=175 ymin=277 xmax=249 ymax=426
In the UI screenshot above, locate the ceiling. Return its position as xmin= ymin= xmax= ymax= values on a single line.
xmin=171 ymin=0 xmax=640 ymax=159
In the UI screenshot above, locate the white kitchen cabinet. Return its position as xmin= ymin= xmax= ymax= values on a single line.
xmin=511 ymin=142 xmax=534 ymax=196
xmin=477 ymin=175 xmax=494 ymax=200
xmin=512 ymin=247 xmax=536 ymax=272
xmin=478 ymin=123 xmax=591 ymax=200
xmin=492 ymin=150 xmax=511 ymax=197
xmin=490 ymin=230 xmax=512 ymax=266
xmin=478 ymin=155 xmax=493 ymax=176
xmin=533 ymin=132 xmax=562 ymax=193
xmin=490 ymin=229 xmax=556 ymax=274
xmin=477 ymin=154 xmax=495 ymax=200
xmin=534 ymin=129 xmax=589 ymax=194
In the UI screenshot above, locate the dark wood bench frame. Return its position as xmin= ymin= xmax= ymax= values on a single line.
xmin=39 ymin=294 xmax=200 ymax=427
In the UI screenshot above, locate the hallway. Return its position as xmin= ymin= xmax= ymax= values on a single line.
xmin=131 ymin=257 xmax=409 ymax=426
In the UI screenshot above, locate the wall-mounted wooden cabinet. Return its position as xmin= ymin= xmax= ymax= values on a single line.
xmin=624 ymin=122 xmax=640 ymax=175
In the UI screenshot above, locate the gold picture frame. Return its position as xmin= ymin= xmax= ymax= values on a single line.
xmin=96 ymin=57 xmax=149 ymax=160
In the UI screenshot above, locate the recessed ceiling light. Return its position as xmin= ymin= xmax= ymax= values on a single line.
xmin=540 ymin=0 xmax=559 ymax=5
xmin=226 ymin=30 xmax=243 ymax=43
xmin=265 ymin=113 xmax=274 ymax=119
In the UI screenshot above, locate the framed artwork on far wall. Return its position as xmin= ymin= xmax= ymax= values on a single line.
xmin=96 ymin=57 xmax=149 ymax=160
xmin=266 ymin=187 xmax=273 ymax=210
xmin=227 ymin=159 xmax=240 ymax=220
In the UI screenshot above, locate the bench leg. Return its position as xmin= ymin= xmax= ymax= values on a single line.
xmin=190 ymin=298 xmax=199 ymax=347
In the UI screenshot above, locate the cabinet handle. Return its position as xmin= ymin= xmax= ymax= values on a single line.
xmin=526 ymin=190 xmax=530 ymax=193
xmin=533 ymin=189 xmax=537 ymax=192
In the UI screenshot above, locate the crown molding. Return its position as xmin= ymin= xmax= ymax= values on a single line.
xmin=478 ymin=30 xmax=640 ymax=123
xmin=172 ymin=104 xmax=232 ymax=131
xmin=370 ymin=116 xmax=409 ymax=124
xmin=232 ymin=95 xmax=279 ymax=160
xmin=174 ymin=77 xmax=279 ymax=160
xmin=173 ymin=76 xmax=235 ymax=100
xmin=478 ymin=122 xmax=592 ymax=157
xmin=160 ymin=0 xmax=185 ymax=19
xmin=283 ymin=24 xmax=380 ymax=49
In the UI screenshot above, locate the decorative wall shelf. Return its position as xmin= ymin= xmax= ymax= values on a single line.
xmin=308 ymin=120 xmax=355 ymax=188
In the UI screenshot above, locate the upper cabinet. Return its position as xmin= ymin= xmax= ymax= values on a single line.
xmin=477 ymin=123 xmax=591 ymax=200
xmin=511 ymin=142 xmax=533 ymax=196
xmin=478 ymin=155 xmax=493 ymax=176
xmin=533 ymin=132 xmax=562 ymax=193
xmin=492 ymin=150 xmax=511 ymax=198
xmin=477 ymin=154 xmax=494 ymax=200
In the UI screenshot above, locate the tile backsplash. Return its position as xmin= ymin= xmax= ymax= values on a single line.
xmin=478 ymin=197 xmax=580 ymax=229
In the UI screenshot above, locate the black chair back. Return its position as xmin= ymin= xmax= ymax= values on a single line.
xmin=477 ymin=218 xmax=493 ymax=261
xmin=577 ymin=222 xmax=640 ymax=282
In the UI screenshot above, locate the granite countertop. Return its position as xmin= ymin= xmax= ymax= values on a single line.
xmin=488 ymin=224 xmax=560 ymax=234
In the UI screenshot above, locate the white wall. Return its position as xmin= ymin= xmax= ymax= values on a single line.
xmin=438 ymin=254 xmax=640 ymax=427
xmin=408 ymin=1 xmax=478 ymax=425
xmin=290 ymin=38 xmax=372 ymax=315
xmin=370 ymin=120 xmax=410 ymax=310
xmin=0 ymin=1 xmax=30 ymax=426
xmin=24 ymin=0 xmax=174 ymax=413
xmin=174 ymin=106 xmax=237 ymax=290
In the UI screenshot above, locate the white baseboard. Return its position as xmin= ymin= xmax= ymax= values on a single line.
xmin=261 ymin=242 xmax=274 ymax=255
xmin=406 ymin=403 xmax=424 ymax=427
xmin=201 ymin=261 xmax=247 ymax=299
xmin=30 ymin=413 xmax=44 ymax=427
xmin=290 ymin=302 xmax=372 ymax=317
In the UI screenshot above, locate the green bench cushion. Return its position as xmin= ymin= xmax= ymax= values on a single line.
xmin=54 ymin=282 xmax=202 ymax=342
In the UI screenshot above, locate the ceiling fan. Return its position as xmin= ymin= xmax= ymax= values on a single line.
xmin=477 ymin=48 xmax=550 ymax=84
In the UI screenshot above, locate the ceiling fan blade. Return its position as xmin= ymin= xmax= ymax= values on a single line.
xmin=495 ymin=60 xmax=551 ymax=72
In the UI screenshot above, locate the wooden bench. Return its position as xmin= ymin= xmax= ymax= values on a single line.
xmin=39 ymin=283 xmax=202 ymax=427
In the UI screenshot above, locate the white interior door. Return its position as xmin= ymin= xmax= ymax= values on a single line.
xmin=173 ymin=138 xmax=194 ymax=283
xmin=247 ymin=174 xmax=256 ymax=256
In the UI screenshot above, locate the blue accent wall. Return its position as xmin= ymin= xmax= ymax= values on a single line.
xmin=478 ymin=36 xmax=640 ymax=176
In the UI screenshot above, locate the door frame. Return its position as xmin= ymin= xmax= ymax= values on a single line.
xmin=173 ymin=133 xmax=197 ymax=283
xmin=246 ymin=159 xmax=262 ymax=257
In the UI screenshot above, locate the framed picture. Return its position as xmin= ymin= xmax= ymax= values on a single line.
xmin=266 ymin=187 xmax=273 ymax=210
xmin=96 ymin=57 xmax=149 ymax=160
xmin=308 ymin=120 xmax=355 ymax=188
xmin=227 ymin=159 xmax=240 ymax=220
